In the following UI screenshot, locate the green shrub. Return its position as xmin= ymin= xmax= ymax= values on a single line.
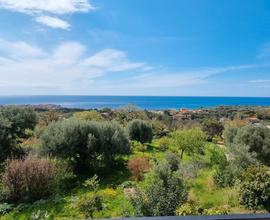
xmin=130 ymin=162 xmax=187 ymax=216
xmin=176 ymin=203 xmax=229 ymax=216
xmin=0 ymin=107 xmax=37 ymax=161
xmin=176 ymin=203 xmax=202 ymax=216
xmin=203 ymin=206 xmax=230 ymax=215
xmin=77 ymin=193 xmax=103 ymax=219
xmin=128 ymin=119 xmax=153 ymax=144
xmin=213 ymin=167 xmax=235 ymax=188
xmin=239 ymin=165 xmax=270 ymax=212
xmin=0 ymin=203 xmax=13 ymax=216
xmin=164 ymin=151 xmax=180 ymax=172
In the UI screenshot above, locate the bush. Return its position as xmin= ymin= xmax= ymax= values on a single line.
xmin=78 ymin=175 xmax=102 ymax=219
xmin=127 ymin=156 xmax=151 ymax=181
xmin=204 ymin=206 xmax=230 ymax=215
xmin=201 ymin=119 xmax=224 ymax=140
xmin=224 ymin=125 xmax=270 ymax=165
xmin=213 ymin=167 xmax=235 ymax=188
xmin=176 ymin=203 xmax=202 ymax=216
xmin=164 ymin=151 xmax=180 ymax=172
xmin=128 ymin=119 xmax=153 ymax=144
xmin=40 ymin=119 xmax=130 ymax=173
xmin=239 ymin=165 xmax=270 ymax=212
xmin=176 ymin=203 xmax=229 ymax=216
xmin=213 ymin=144 xmax=257 ymax=188
xmin=74 ymin=110 xmax=103 ymax=121
xmin=0 ymin=107 xmax=37 ymax=161
xmin=0 ymin=203 xmax=13 ymax=216
xmin=1 ymin=157 xmax=72 ymax=203
xmin=79 ymin=193 xmax=102 ymax=218
xmin=77 ymin=193 xmax=103 ymax=219
xmin=130 ymin=162 xmax=187 ymax=216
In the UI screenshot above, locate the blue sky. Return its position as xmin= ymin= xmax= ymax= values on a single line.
xmin=0 ymin=0 xmax=270 ymax=96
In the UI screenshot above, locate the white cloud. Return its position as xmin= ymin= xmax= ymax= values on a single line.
xmin=0 ymin=39 xmax=147 ymax=94
xmin=249 ymin=79 xmax=270 ymax=83
xmin=35 ymin=16 xmax=70 ymax=30
xmin=257 ymin=42 xmax=270 ymax=58
xmin=0 ymin=0 xmax=94 ymax=14
xmin=82 ymin=49 xmax=145 ymax=72
xmin=0 ymin=39 xmax=45 ymax=59
xmin=0 ymin=38 xmax=264 ymax=95
xmin=0 ymin=0 xmax=94 ymax=29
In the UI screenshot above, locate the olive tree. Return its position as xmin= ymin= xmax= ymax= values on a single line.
xmin=224 ymin=125 xmax=270 ymax=165
xmin=40 ymin=119 xmax=130 ymax=173
xmin=128 ymin=119 xmax=153 ymax=144
xmin=201 ymin=119 xmax=224 ymax=140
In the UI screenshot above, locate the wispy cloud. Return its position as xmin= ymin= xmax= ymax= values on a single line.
xmin=35 ymin=16 xmax=70 ymax=30
xmin=0 ymin=0 xmax=94 ymax=29
xmin=249 ymin=79 xmax=270 ymax=83
xmin=257 ymin=42 xmax=270 ymax=58
xmin=0 ymin=38 xmax=265 ymax=95
xmin=0 ymin=39 xmax=147 ymax=94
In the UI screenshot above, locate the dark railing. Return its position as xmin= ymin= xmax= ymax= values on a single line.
xmin=111 ymin=214 xmax=270 ymax=220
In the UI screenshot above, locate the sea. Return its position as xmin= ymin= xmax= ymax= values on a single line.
xmin=0 ymin=96 xmax=270 ymax=110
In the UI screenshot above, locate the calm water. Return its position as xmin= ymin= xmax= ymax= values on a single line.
xmin=0 ymin=96 xmax=270 ymax=110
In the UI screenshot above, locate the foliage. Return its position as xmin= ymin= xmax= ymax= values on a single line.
xmin=0 ymin=203 xmax=13 ymax=216
xmin=158 ymin=137 xmax=171 ymax=151
xmin=128 ymin=119 xmax=153 ymax=144
xmin=175 ymin=203 xmax=203 ymax=216
xmin=224 ymin=125 xmax=270 ymax=165
xmin=201 ymin=119 xmax=224 ymax=140
xmin=78 ymin=175 xmax=103 ymax=219
xmin=176 ymin=203 xmax=229 ymax=216
xmin=127 ymin=156 xmax=151 ymax=180
xmin=164 ymin=151 xmax=180 ymax=172
xmin=204 ymin=206 xmax=230 ymax=215
xmin=77 ymin=193 xmax=103 ymax=219
xmin=115 ymin=105 xmax=148 ymax=124
xmin=213 ymin=167 xmax=235 ymax=188
xmin=214 ymin=144 xmax=257 ymax=188
xmin=83 ymin=175 xmax=100 ymax=191
xmin=151 ymin=119 xmax=168 ymax=137
xmin=99 ymin=188 xmax=117 ymax=198
xmin=40 ymin=119 xmax=130 ymax=173
xmin=38 ymin=110 xmax=60 ymax=126
xmin=74 ymin=110 xmax=103 ymax=121
xmin=31 ymin=210 xmax=50 ymax=220
xmin=170 ymin=128 xmax=206 ymax=159
xmin=0 ymin=107 xmax=37 ymax=161
xmin=256 ymin=108 xmax=270 ymax=120
xmin=1 ymin=157 xmax=71 ymax=203
xmin=205 ymin=144 xmax=227 ymax=168
xmin=130 ymin=162 xmax=187 ymax=216
xmin=239 ymin=165 xmax=270 ymax=212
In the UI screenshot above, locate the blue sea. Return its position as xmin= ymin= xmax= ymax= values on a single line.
xmin=0 ymin=96 xmax=270 ymax=110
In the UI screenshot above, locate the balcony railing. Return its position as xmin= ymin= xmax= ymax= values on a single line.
xmin=111 ymin=214 xmax=270 ymax=220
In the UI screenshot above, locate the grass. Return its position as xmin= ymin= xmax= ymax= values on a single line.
xmin=188 ymin=169 xmax=239 ymax=209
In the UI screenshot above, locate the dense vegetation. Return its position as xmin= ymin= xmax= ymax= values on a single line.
xmin=0 ymin=105 xmax=270 ymax=219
